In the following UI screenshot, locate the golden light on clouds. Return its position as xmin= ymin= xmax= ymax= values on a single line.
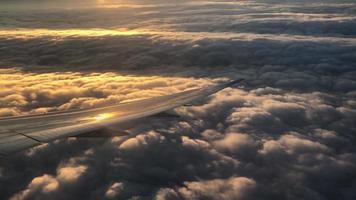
xmin=93 ymin=0 xmax=153 ymax=8
xmin=0 ymin=29 xmax=146 ymax=39
xmin=0 ymin=68 xmax=213 ymax=117
xmin=1 ymin=28 xmax=352 ymax=42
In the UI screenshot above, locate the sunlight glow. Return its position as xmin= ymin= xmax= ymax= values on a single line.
xmin=94 ymin=113 xmax=114 ymax=121
xmin=1 ymin=28 xmax=349 ymax=42
xmin=0 ymin=28 xmax=146 ymax=39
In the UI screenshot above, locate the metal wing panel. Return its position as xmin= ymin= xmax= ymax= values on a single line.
xmin=0 ymin=130 xmax=40 ymax=156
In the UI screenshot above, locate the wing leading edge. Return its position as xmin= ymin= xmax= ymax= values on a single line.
xmin=0 ymin=79 xmax=243 ymax=157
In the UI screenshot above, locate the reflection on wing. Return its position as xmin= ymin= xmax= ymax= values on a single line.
xmin=0 ymin=79 xmax=243 ymax=157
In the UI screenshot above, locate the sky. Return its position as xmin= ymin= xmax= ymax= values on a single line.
xmin=0 ymin=0 xmax=356 ymax=200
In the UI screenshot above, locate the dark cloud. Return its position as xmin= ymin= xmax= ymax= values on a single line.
xmin=0 ymin=0 xmax=356 ymax=200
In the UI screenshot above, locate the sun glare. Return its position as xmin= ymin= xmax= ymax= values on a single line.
xmin=97 ymin=0 xmax=106 ymax=4
xmin=94 ymin=113 xmax=114 ymax=121
xmin=0 ymin=29 xmax=146 ymax=39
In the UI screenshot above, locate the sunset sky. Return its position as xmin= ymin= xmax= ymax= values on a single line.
xmin=0 ymin=0 xmax=356 ymax=200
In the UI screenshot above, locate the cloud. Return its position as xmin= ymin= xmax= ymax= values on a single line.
xmin=213 ymin=133 xmax=258 ymax=161
xmin=0 ymin=0 xmax=356 ymax=200
xmin=116 ymin=131 xmax=240 ymax=185
xmin=105 ymin=182 xmax=124 ymax=199
xmin=156 ymin=177 xmax=256 ymax=200
xmin=0 ymin=69 xmax=212 ymax=116
xmin=57 ymin=165 xmax=87 ymax=183
xmin=2 ymin=67 xmax=355 ymax=199
xmin=262 ymin=101 xmax=307 ymax=126
xmin=226 ymin=107 xmax=285 ymax=134
xmin=0 ymin=107 xmax=21 ymax=117
xmin=10 ymin=162 xmax=88 ymax=200
xmin=261 ymin=133 xmax=330 ymax=155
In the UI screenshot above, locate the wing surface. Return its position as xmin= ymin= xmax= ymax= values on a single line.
xmin=0 ymin=79 xmax=243 ymax=157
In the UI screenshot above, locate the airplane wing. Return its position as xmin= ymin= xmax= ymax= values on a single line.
xmin=0 ymin=79 xmax=243 ymax=157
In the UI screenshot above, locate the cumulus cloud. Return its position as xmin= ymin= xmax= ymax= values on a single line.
xmin=105 ymin=182 xmax=124 ymax=199
xmin=156 ymin=177 xmax=256 ymax=200
xmin=213 ymin=133 xmax=258 ymax=161
xmin=0 ymin=0 xmax=356 ymax=200
xmin=0 ymin=69 xmax=212 ymax=116
xmin=10 ymin=162 xmax=88 ymax=200
xmin=57 ymin=165 xmax=87 ymax=183
xmin=260 ymin=133 xmax=330 ymax=155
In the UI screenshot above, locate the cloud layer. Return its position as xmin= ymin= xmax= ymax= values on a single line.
xmin=0 ymin=0 xmax=356 ymax=200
